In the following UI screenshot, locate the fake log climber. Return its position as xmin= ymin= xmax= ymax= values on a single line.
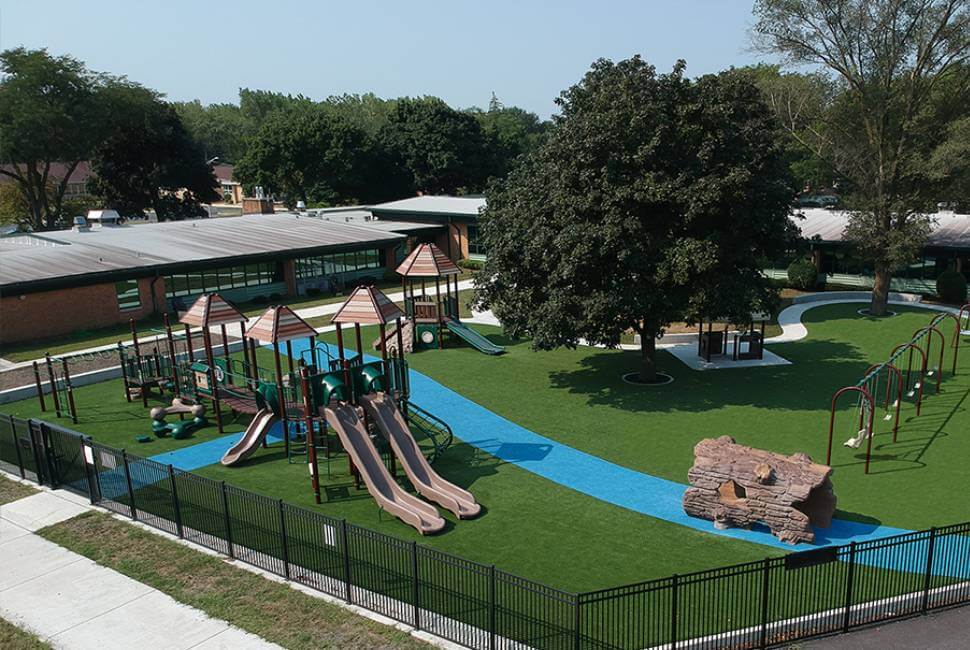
xmin=683 ymin=436 xmax=837 ymax=544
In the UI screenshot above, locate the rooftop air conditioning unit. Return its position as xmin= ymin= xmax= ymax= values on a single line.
xmin=72 ymin=216 xmax=90 ymax=232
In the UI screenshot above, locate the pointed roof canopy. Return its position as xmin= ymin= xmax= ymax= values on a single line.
xmin=395 ymin=243 xmax=460 ymax=277
xmin=245 ymin=305 xmax=318 ymax=344
xmin=332 ymin=285 xmax=406 ymax=325
xmin=178 ymin=293 xmax=247 ymax=328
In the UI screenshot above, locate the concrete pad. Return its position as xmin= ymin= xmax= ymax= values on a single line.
xmin=0 ymin=553 xmax=152 ymax=636
xmin=0 ymin=515 xmax=31 ymax=544
xmin=191 ymin=627 xmax=282 ymax=649
xmin=666 ymin=342 xmax=792 ymax=371
xmin=0 ymin=533 xmax=84 ymax=590
xmin=0 ymin=491 xmax=90 ymax=531
xmin=52 ymin=590 xmax=232 ymax=650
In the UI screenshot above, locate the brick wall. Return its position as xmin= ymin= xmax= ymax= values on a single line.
xmin=434 ymin=223 xmax=468 ymax=261
xmin=0 ymin=277 xmax=162 ymax=345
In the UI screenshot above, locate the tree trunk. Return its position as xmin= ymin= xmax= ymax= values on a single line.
xmin=870 ymin=264 xmax=892 ymax=316
xmin=639 ymin=333 xmax=657 ymax=383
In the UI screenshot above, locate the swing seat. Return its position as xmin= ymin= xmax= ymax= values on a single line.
xmin=892 ymin=399 xmax=899 ymax=407
xmin=914 ymin=382 xmax=921 ymax=389
xmin=906 ymin=390 xmax=916 ymax=397
xmin=883 ymin=412 xmax=893 ymax=421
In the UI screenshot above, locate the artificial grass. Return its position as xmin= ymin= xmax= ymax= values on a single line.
xmin=0 ymin=475 xmax=37 ymax=505
xmin=6 ymin=303 xmax=968 ymax=590
xmin=37 ymin=512 xmax=426 ymax=650
xmin=0 ymin=617 xmax=51 ymax=650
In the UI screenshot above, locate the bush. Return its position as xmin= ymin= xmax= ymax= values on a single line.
xmin=936 ymin=270 xmax=968 ymax=304
xmin=787 ymin=259 xmax=819 ymax=291
xmin=382 ymin=269 xmax=399 ymax=282
xmin=305 ymin=287 xmax=321 ymax=297
xmin=269 ymin=292 xmax=282 ymax=301
xmin=458 ymin=258 xmax=484 ymax=271
xmin=252 ymin=295 xmax=268 ymax=305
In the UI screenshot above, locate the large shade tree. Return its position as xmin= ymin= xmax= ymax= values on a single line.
xmin=475 ymin=58 xmax=795 ymax=382
xmin=0 ymin=48 xmax=110 ymax=230
xmin=752 ymin=0 xmax=970 ymax=315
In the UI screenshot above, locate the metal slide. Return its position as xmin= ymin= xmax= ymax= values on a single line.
xmin=446 ymin=319 xmax=505 ymax=355
xmin=361 ymin=393 xmax=482 ymax=519
xmin=221 ymin=408 xmax=278 ymax=466
xmin=323 ymin=403 xmax=446 ymax=535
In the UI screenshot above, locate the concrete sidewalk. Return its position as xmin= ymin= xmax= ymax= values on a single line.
xmin=0 ymin=489 xmax=279 ymax=650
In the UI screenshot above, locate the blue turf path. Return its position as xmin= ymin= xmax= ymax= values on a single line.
xmin=146 ymin=338 xmax=969 ymax=577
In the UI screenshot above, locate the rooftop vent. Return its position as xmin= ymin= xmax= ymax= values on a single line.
xmin=72 ymin=216 xmax=91 ymax=232
xmin=86 ymin=209 xmax=123 ymax=228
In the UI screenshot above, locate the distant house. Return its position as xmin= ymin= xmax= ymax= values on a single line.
xmin=0 ymin=161 xmax=94 ymax=197
xmin=212 ymin=164 xmax=243 ymax=204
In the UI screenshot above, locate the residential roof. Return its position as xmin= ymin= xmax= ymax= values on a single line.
xmin=331 ymin=285 xmax=406 ymax=325
xmin=370 ymin=195 xmax=485 ymax=222
xmin=0 ymin=212 xmax=407 ymax=292
xmin=795 ymin=208 xmax=970 ymax=249
xmin=395 ymin=243 xmax=461 ymax=277
xmin=0 ymin=161 xmax=93 ymax=186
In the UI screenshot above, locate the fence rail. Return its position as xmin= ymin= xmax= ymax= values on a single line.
xmin=1 ymin=413 xmax=968 ymax=649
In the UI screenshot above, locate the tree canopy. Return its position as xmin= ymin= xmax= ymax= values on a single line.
xmin=475 ymin=57 xmax=795 ymax=381
xmin=752 ymin=0 xmax=970 ymax=314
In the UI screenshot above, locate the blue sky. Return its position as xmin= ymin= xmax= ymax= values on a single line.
xmin=2 ymin=1 xmax=768 ymax=117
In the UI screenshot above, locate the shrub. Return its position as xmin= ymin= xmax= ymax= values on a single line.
xmin=458 ymin=258 xmax=484 ymax=271
xmin=787 ymin=259 xmax=819 ymax=291
xmin=252 ymin=295 xmax=268 ymax=305
xmin=936 ymin=270 xmax=968 ymax=304
xmin=382 ymin=269 xmax=399 ymax=282
xmin=269 ymin=292 xmax=282 ymax=301
xmin=305 ymin=287 xmax=321 ymax=297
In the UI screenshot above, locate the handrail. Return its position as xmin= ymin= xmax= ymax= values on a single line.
xmin=404 ymin=400 xmax=454 ymax=462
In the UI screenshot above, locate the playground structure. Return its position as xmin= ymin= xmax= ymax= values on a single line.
xmin=150 ymin=398 xmax=207 ymax=439
xmin=827 ymin=309 xmax=963 ymax=474
xmin=683 ymin=436 xmax=836 ymax=544
xmin=30 ymin=352 xmax=83 ymax=424
xmin=383 ymin=242 xmax=504 ymax=355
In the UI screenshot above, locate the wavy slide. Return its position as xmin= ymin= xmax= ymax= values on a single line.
xmin=221 ymin=408 xmax=277 ymax=466
xmin=361 ymin=392 xmax=481 ymax=519
xmin=324 ymin=402 xmax=446 ymax=535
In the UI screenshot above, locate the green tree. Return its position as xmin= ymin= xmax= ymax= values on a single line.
xmin=88 ymin=85 xmax=219 ymax=221
xmin=470 ymin=93 xmax=551 ymax=179
xmin=753 ymin=0 xmax=970 ymax=315
xmin=174 ymin=100 xmax=249 ymax=163
xmin=379 ymin=97 xmax=491 ymax=194
xmin=234 ymin=104 xmax=372 ymax=206
xmin=0 ymin=48 xmax=110 ymax=230
xmin=475 ymin=58 xmax=795 ymax=382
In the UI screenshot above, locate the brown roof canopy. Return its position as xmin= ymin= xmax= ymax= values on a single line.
xmin=395 ymin=243 xmax=460 ymax=277
xmin=178 ymin=293 xmax=247 ymax=328
xmin=246 ymin=305 xmax=317 ymax=344
xmin=332 ymin=285 xmax=406 ymax=325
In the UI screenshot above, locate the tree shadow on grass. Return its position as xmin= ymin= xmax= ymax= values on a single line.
xmin=547 ymin=339 xmax=868 ymax=414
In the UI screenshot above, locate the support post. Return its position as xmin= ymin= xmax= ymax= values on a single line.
xmin=342 ymin=519 xmax=353 ymax=603
xmin=45 ymin=354 xmax=61 ymax=417
xmin=121 ymin=450 xmax=137 ymax=520
xmin=203 ymin=329 xmax=224 ymax=434
xmin=32 ymin=361 xmax=46 ymax=411
xmin=221 ymin=481 xmax=234 ymax=558
xmin=921 ymin=527 xmax=937 ymax=613
xmin=759 ymin=557 xmax=771 ymax=648
xmin=278 ymin=499 xmax=291 ymax=580
xmin=300 ymin=366 xmax=321 ymax=504
xmin=9 ymin=415 xmax=26 ymax=479
xmin=670 ymin=573 xmax=679 ymax=649
xmin=61 ymin=358 xmax=77 ymax=424
xmin=842 ymin=542 xmax=857 ymax=633
xmin=273 ymin=341 xmax=288 ymax=456
xmin=169 ymin=464 xmax=183 ymax=538
xmin=411 ymin=541 xmax=421 ymax=629
xmin=488 ymin=565 xmax=496 ymax=650
xmin=164 ymin=314 xmax=180 ymax=398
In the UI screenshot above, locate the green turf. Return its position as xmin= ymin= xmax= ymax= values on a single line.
xmin=5 ymin=303 xmax=968 ymax=591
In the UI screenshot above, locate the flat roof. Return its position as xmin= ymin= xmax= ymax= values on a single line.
xmin=796 ymin=208 xmax=970 ymax=249
xmin=0 ymin=212 xmax=408 ymax=292
xmin=299 ymin=208 xmax=443 ymax=234
xmin=369 ymin=195 xmax=485 ymax=222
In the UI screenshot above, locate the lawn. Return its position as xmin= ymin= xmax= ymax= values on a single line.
xmin=4 ymin=302 xmax=968 ymax=592
xmin=0 ymin=474 xmax=37 ymax=505
xmin=0 ymin=617 xmax=50 ymax=650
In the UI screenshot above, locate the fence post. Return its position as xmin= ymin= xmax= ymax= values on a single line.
xmin=168 ymin=465 xmax=183 ymax=539
xmin=342 ymin=519 xmax=353 ymax=603
xmin=670 ymin=574 xmax=679 ymax=650
xmin=842 ymin=542 xmax=857 ymax=633
xmin=489 ymin=565 xmax=496 ymax=650
xmin=278 ymin=499 xmax=291 ymax=580
xmin=220 ymin=481 xmax=234 ymax=559
xmin=921 ymin=528 xmax=938 ymax=613
xmin=83 ymin=438 xmax=98 ymax=504
xmin=27 ymin=420 xmax=46 ymax=486
xmin=411 ymin=541 xmax=421 ymax=630
xmin=573 ymin=593 xmax=581 ymax=650
xmin=39 ymin=423 xmax=58 ymax=488
xmin=121 ymin=450 xmax=137 ymax=520
xmin=759 ymin=558 xmax=771 ymax=648
xmin=9 ymin=415 xmax=26 ymax=479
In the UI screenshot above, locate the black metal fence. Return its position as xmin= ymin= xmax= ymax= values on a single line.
xmin=2 ymin=413 xmax=968 ymax=649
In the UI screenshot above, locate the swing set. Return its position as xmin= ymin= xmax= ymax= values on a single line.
xmin=827 ymin=310 xmax=963 ymax=474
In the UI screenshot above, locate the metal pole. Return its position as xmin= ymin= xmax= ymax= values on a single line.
xmin=488 ymin=565 xmax=496 ymax=650
xmin=121 ymin=450 xmax=137 ymax=520
xmin=120 ymin=343 xmax=133 ymax=403
xmin=273 ymin=342 xmax=288 ymax=456
xmin=301 ymin=366 xmax=321 ymax=504
xmin=9 ymin=415 xmax=26 ymax=479
xmin=204 ymin=329 xmax=224 ymax=434
xmin=759 ymin=558 xmax=771 ymax=648
xmin=435 ymin=278 xmax=443 ymax=348
xmin=411 ymin=541 xmax=421 ymax=629
xmin=342 ymin=519 xmax=353 ymax=603
xmin=221 ymin=481 xmax=234 ymax=558
xmin=32 ymin=361 xmax=46 ymax=411
xmin=169 ymin=464 xmax=183 ymax=539
xmin=921 ymin=528 xmax=937 ymax=613
xmin=842 ymin=542 xmax=857 ymax=633
xmin=670 ymin=574 xmax=679 ymax=649
xmin=278 ymin=499 xmax=291 ymax=580
xmin=61 ymin=358 xmax=77 ymax=424
xmin=164 ymin=314 xmax=180 ymax=398
xmin=45 ymin=354 xmax=61 ymax=417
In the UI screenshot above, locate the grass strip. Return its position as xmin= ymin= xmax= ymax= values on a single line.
xmin=0 ymin=617 xmax=51 ymax=650
xmin=38 ymin=512 xmax=426 ymax=650
xmin=0 ymin=475 xmax=37 ymax=505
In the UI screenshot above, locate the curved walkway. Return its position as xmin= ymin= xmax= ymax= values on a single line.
xmin=152 ymin=296 xmax=968 ymax=574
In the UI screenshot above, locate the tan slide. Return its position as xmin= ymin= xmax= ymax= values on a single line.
xmin=361 ymin=393 xmax=481 ymax=519
xmin=221 ymin=408 xmax=277 ymax=466
xmin=324 ymin=403 xmax=446 ymax=535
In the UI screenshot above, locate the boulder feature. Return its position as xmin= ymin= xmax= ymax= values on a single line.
xmin=683 ymin=436 xmax=837 ymax=544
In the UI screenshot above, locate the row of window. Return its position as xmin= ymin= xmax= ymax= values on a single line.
xmin=164 ymin=262 xmax=281 ymax=298
xmin=294 ymin=249 xmax=383 ymax=280
xmin=115 ymin=280 xmax=141 ymax=311
xmin=466 ymin=225 xmax=487 ymax=256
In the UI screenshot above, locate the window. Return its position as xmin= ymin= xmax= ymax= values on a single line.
xmin=163 ymin=262 xmax=281 ymax=298
xmin=115 ymin=279 xmax=141 ymax=311
xmin=294 ymin=249 xmax=382 ymax=280
xmin=467 ymin=225 xmax=487 ymax=257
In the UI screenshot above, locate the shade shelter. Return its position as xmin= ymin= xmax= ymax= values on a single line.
xmin=245 ymin=305 xmax=318 ymax=456
xmin=178 ymin=293 xmax=248 ymax=433
xmin=396 ymin=243 xmax=461 ymax=349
